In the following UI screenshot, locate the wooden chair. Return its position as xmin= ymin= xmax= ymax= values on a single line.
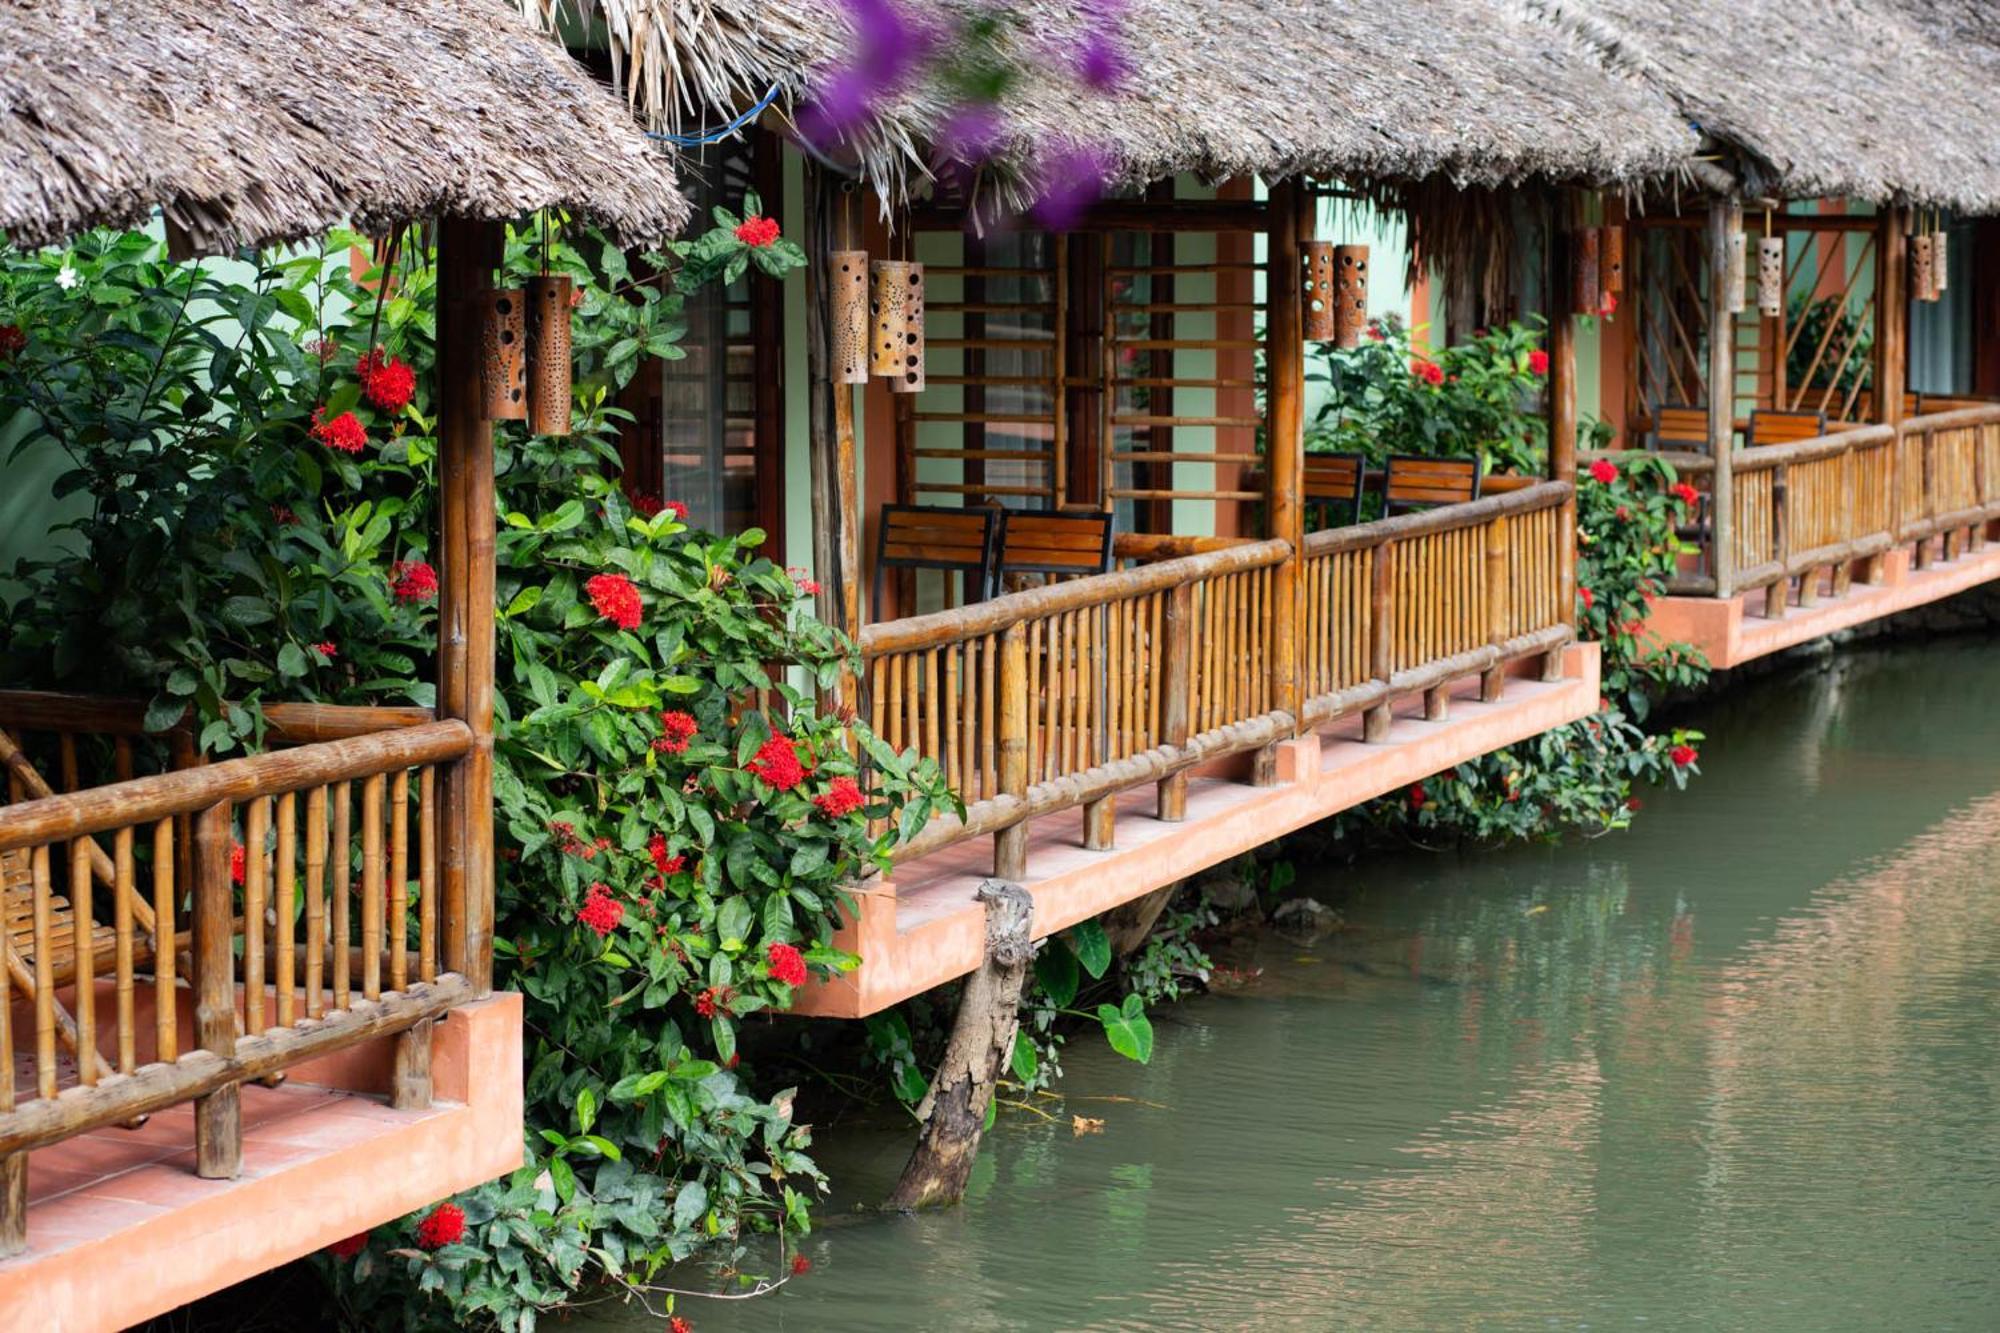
xmin=1302 ymin=452 xmax=1368 ymax=528
xmin=1382 ymin=455 xmax=1480 ymax=514
xmin=1747 ymin=408 xmax=1828 ymax=446
xmin=989 ymin=509 xmax=1114 ymax=597
xmin=1653 ymin=404 xmax=1710 ymax=451
xmin=871 ymin=504 xmax=1000 ymax=622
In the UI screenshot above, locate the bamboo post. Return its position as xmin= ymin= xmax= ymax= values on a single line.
xmin=1363 ymin=541 xmax=1395 ymax=742
xmin=1263 ymin=179 xmax=1306 ymax=769
xmin=1765 ymin=468 xmax=1789 ymax=618
xmin=994 ymin=626 xmax=1029 ymax=881
xmin=1708 ymin=199 xmax=1742 ymax=599
xmin=192 ymin=801 xmax=241 ymax=1179
xmin=1481 ymin=516 xmax=1510 ymax=701
xmin=1545 ymin=202 xmax=1580 ymax=681
xmin=807 ymin=166 xmax=865 ymax=721
xmin=1873 ymin=207 xmax=1909 ymax=581
xmin=1157 ymin=582 xmax=1193 ymax=820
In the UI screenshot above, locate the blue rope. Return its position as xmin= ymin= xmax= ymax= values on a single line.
xmin=646 ymin=83 xmax=784 ymax=147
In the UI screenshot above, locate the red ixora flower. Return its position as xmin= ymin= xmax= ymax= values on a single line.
xmin=790 ymin=1253 xmax=812 ymax=1277
xmin=311 ymin=406 xmax=367 ymax=454
xmin=1365 ymin=321 xmax=1386 ymax=342
xmin=746 ymin=735 xmax=809 ymax=791
xmin=578 ymin=883 xmax=624 ymax=937
xmin=1669 ymin=743 xmax=1699 ymax=769
xmin=0 ymin=324 xmax=25 ymax=358
xmin=313 ymin=640 xmax=338 ymax=659
xmin=631 ymin=493 xmax=664 ymax=518
xmin=767 ymin=941 xmax=808 ymax=988
xmin=1579 ymin=585 xmax=1594 ymax=610
xmin=693 ymin=986 xmax=723 ymax=1019
xmin=1407 ymin=784 xmax=1427 ymax=810
xmin=1588 ymin=458 xmax=1619 ymax=485
xmin=357 ymin=347 xmax=416 ymax=413
xmin=390 ymin=559 xmax=438 ymax=604
xmin=655 ymin=710 xmax=698 ymax=755
xmin=1670 ymin=481 xmax=1701 ymax=508
xmin=813 ymin=775 xmax=865 ymax=819
xmin=1626 ymin=796 xmax=1643 ymax=811
xmin=415 ymin=1203 xmax=465 ymax=1250
xmin=1528 ymin=348 xmax=1551 ymax=376
xmin=649 ymin=832 xmax=687 ymax=878
xmin=669 ymin=1316 xmax=693 ymax=1333
xmin=584 ymin=572 xmax=643 ymax=631
xmin=230 ymin=841 xmax=247 ymax=886
xmin=324 ymin=1232 xmax=369 ymax=1260
xmin=787 ymin=566 xmax=823 ymax=596
xmin=734 ymin=215 xmax=781 ymax=248
xmin=1412 ymin=359 xmax=1445 ymax=386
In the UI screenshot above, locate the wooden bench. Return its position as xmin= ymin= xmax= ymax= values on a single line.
xmin=990 ymin=509 xmax=1114 ymax=597
xmin=1303 ymin=452 xmax=1368 ymax=528
xmin=1383 ymin=455 xmax=1480 ymax=514
xmin=1747 ymin=408 xmax=1828 ymax=446
xmin=872 ymin=504 xmax=1000 ymax=621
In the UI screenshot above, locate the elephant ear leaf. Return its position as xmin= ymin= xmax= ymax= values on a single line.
xmin=1034 ymin=940 xmax=1079 ymax=1008
xmin=1069 ymin=919 xmax=1111 ymax=980
xmin=1096 ymin=993 xmax=1154 ymax=1064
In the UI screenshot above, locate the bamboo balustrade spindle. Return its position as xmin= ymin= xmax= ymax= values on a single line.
xmin=244 ymin=795 xmax=269 ymax=1033
xmin=332 ymin=780 xmax=352 ymax=1008
xmin=390 ymin=770 xmax=409 ymax=991
xmin=305 ymin=786 xmax=327 ymax=1019
xmin=362 ymin=774 xmax=384 ymax=1001
xmin=995 ymin=626 xmax=1029 ymax=880
xmin=70 ymin=841 xmax=93 ymax=1086
xmin=153 ymin=817 xmax=177 ymax=1061
xmin=193 ymin=801 xmax=240 ymax=1179
xmin=275 ymin=791 xmax=297 ymax=1027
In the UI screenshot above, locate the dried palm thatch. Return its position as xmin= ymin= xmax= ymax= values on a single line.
xmin=0 ymin=0 xmax=689 ymax=253
xmin=1532 ymin=0 xmax=2000 ymax=210
xmin=519 ymin=0 xmax=1700 ymax=214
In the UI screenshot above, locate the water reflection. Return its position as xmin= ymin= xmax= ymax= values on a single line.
xmin=602 ymin=641 xmax=2000 ymax=1331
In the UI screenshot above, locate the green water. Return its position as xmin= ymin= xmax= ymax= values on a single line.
xmin=620 ymin=639 xmax=2000 ymax=1330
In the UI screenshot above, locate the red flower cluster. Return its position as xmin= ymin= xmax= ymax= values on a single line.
xmin=578 ymin=883 xmax=624 ymax=937
xmin=813 ymin=775 xmax=865 ymax=819
xmin=693 ymin=986 xmax=724 ymax=1018
xmin=734 ymin=216 xmax=781 ymax=248
xmin=390 ymin=559 xmax=438 ymax=603
xmin=1579 ymin=585 xmax=1594 ymax=610
xmin=631 ymin=494 xmax=664 ymax=518
xmin=1528 ymin=348 xmax=1551 ymax=376
xmin=1588 ymin=458 xmax=1618 ymax=485
xmin=766 ymin=940 xmax=808 ymax=987
xmin=790 ymin=1253 xmax=812 ymax=1277
xmin=670 ymin=1317 xmax=693 ymax=1333
xmin=311 ymin=406 xmax=367 ymax=454
xmin=787 ymin=566 xmax=823 ymax=596
xmin=549 ymin=821 xmax=589 ymax=857
xmin=305 ymin=338 xmax=338 ymax=364
xmin=585 ymin=572 xmax=643 ymax=630
xmin=358 ymin=347 xmax=416 ymax=412
xmin=649 ymin=832 xmax=687 ymax=878
xmin=0 ymin=324 xmax=24 ymax=358
xmin=230 ymin=840 xmax=247 ymax=886
xmin=1365 ymin=321 xmax=1386 ymax=342
xmin=325 ymin=1232 xmax=369 ymax=1259
xmin=416 ymin=1203 xmax=465 ymax=1250
xmin=1669 ymin=743 xmax=1699 ymax=769
xmin=1412 ymin=359 xmax=1445 ymax=386
xmin=313 ymin=640 xmax=338 ymax=658
xmin=746 ymin=735 xmax=809 ymax=791
xmin=656 ymin=710 xmax=698 ymax=755
xmin=1407 ymin=784 xmax=1427 ymax=811
xmin=1669 ymin=481 xmax=1701 ymax=508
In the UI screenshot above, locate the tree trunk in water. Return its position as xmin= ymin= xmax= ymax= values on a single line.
xmin=884 ymin=880 xmax=1033 ymax=1211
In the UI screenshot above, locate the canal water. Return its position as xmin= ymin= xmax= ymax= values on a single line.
xmin=629 ymin=638 xmax=2000 ymax=1330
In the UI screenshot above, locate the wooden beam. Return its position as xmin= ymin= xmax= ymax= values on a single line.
xmin=1875 ymin=206 xmax=1909 ymax=573
xmin=1264 ymin=180 xmax=1306 ymax=755
xmin=1708 ymin=198 xmax=1743 ymax=599
xmin=1547 ymin=197 xmax=1580 ymax=679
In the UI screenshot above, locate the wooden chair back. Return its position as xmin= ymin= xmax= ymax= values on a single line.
xmin=1302 ymin=452 xmax=1368 ymax=528
xmin=1653 ymin=404 xmax=1710 ymax=450
xmin=1747 ymin=408 xmax=1827 ymax=446
xmin=990 ymin=509 xmax=1115 ymax=596
xmin=1383 ymin=455 xmax=1480 ymax=514
xmin=871 ymin=504 xmax=999 ymax=622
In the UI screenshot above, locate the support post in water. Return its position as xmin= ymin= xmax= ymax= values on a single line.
xmin=885 ymin=880 xmax=1034 ymax=1212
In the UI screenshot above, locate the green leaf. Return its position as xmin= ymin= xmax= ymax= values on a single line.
xmin=672 ymin=1180 xmax=708 ymax=1232
xmin=1033 ymin=941 xmax=1079 ymax=1008
xmin=1010 ymin=1030 xmax=1039 ymax=1082
xmin=715 ymin=895 xmax=754 ymax=951
xmin=575 ymin=1087 xmax=597 ymax=1135
xmin=143 ymin=695 xmax=187 ymax=734
xmin=1070 ymin=918 xmax=1112 ymax=980
xmin=1096 ymin=993 xmax=1154 ymax=1064
xmin=276 ymin=642 xmax=306 ymax=677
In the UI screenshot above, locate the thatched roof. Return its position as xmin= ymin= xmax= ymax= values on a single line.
xmin=522 ymin=0 xmax=1701 ymax=212
xmin=0 ymin=0 xmax=688 ymax=253
xmin=1533 ymin=0 xmax=2000 ymax=211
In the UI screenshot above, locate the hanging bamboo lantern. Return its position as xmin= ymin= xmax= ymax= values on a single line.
xmin=1333 ymin=244 xmax=1369 ymax=348
xmin=1933 ymin=229 xmax=1949 ymax=296
xmin=1571 ymin=226 xmax=1601 ymax=317
xmin=525 ymin=275 xmax=573 ymax=436
xmin=871 ymin=259 xmax=925 ymax=393
xmin=1724 ymin=232 xmax=1747 ymax=313
xmin=1302 ymin=241 xmax=1337 ymax=342
xmin=830 ymin=250 xmax=870 ymax=384
xmin=1599 ymin=224 xmax=1625 ymax=295
xmin=1911 ymin=233 xmax=1935 ymax=304
xmin=1756 ymin=237 xmax=1784 ymax=318
xmin=480 ymin=288 xmax=527 ymax=420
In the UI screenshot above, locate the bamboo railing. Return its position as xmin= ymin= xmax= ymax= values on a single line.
xmin=0 ymin=704 xmax=478 ymax=1252
xmin=863 ymin=482 xmax=1574 ymax=879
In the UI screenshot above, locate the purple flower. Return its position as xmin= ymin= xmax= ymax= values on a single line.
xmin=938 ymin=102 xmax=1006 ymax=163
xmin=801 ymin=0 xmax=935 ymax=144
xmin=1027 ymin=144 xmax=1111 ymax=231
xmin=1076 ymin=33 xmax=1128 ymax=91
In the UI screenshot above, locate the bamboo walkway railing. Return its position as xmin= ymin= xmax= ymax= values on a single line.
xmin=864 ymin=481 xmax=1576 ymax=877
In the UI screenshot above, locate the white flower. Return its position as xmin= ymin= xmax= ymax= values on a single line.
xmin=54 ymin=265 xmax=77 ymax=290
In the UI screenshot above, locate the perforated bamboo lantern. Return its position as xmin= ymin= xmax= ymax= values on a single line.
xmin=1725 ymin=232 xmax=1748 ymax=313
xmin=870 ymin=259 xmax=925 ymax=393
xmin=1333 ymin=244 xmax=1369 ymax=348
xmin=1933 ymin=230 xmax=1949 ymax=296
xmin=1571 ymin=226 xmax=1600 ymax=317
xmin=829 ymin=250 xmax=870 ymax=384
xmin=480 ymin=288 xmax=527 ymax=420
xmin=1599 ymin=224 xmax=1625 ymax=295
xmin=1911 ymin=234 xmax=1935 ymax=303
xmin=1757 ymin=237 xmax=1784 ymax=318
xmin=525 ymin=275 xmax=573 ymax=436
xmin=1302 ymin=242 xmax=1336 ymax=342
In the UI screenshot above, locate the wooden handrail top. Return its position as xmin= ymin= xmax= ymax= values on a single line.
xmin=1902 ymin=403 xmax=2000 ymax=433
xmin=1111 ymin=532 xmax=1260 ymax=561
xmin=860 ymin=538 xmax=1292 ymax=657
xmin=1731 ymin=424 xmax=1895 ymax=472
xmin=1579 ymin=449 xmax=1716 ymax=474
xmin=1303 ymin=480 xmax=1572 ymax=557
xmin=0 ymin=719 xmax=472 ymax=851
xmin=0 ymin=690 xmax=435 ymax=743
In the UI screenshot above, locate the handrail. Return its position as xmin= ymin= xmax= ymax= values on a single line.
xmin=0 ymin=719 xmax=472 ymax=850
xmin=1579 ymin=449 xmax=1715 ymax=474
xmin=1902 ymin=403 xmax=2000 ymax=433
xmin=1112 ymin=531 xmax=1260 ymax=561
xmin=1731 ymin=424 xmax=1894 ymax=472
xmin=1304 ymin=479 xmax=1570 ymax=556
xmin=859 ymin=538 xmax=1291 ymax=656
xmin=0 ymin=690 xmax=436 ymax=743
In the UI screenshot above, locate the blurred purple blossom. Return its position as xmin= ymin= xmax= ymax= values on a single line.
xmin=800 ymin=0 xmax=937 ymax=145
xmin=1075 ymin=33 xmax=1128 ymax=91
xmin=937 ymin=102 xmax=1007 ymax=164
xmin=1027 ymin=143 xmax=1111 ymax=231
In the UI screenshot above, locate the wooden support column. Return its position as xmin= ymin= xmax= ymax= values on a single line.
xmin=807 ymin=165 xmax=865 ymax=651
xmin=994 ymin=626 xmax=1029 ymax=880
xmin=1708 ymin=198 xmax=1742 ymax=600
xmin=435 ymin=217 xmax=500 ymax=997
xmin=192 ymin=801 xmax=240 ymax=1179
xmin=1545 ymin=197 xmax=1579 ymax=681
xmin=1874 ymin=206 xmax=1909 ymax=580
xmin=1261 ymin=179 xmax=1306 ymax=774
xmin=1156 ymin=582 xmax=1193 ymax=820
